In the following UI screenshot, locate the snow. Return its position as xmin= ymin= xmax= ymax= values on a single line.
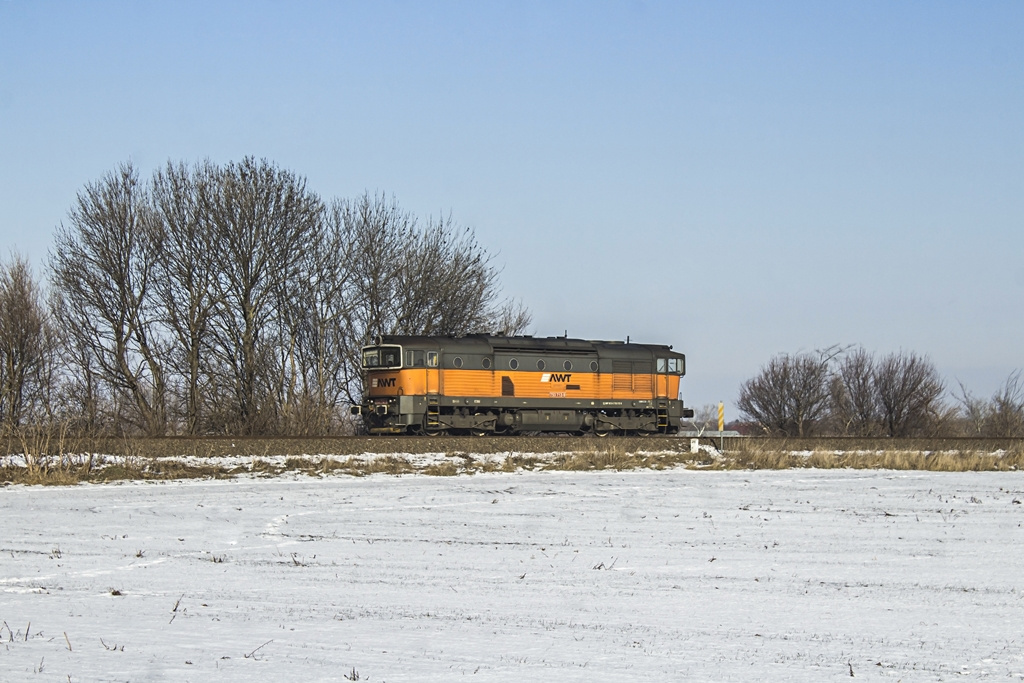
xmin=2 ymin=468 xmax=1024 ymax=681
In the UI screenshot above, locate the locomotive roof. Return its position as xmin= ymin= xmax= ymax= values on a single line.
xmin=370 ymin=334 xmax=683 ymax=358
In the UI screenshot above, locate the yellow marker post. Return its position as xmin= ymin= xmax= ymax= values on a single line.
xmin=718 ymin=402 xmax=725 ymax=451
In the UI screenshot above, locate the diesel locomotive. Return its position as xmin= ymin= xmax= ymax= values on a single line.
xmin=352 ymin=334 xmax=693 ymax=435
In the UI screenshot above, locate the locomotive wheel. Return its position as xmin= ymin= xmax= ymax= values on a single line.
xmin=470 ymin=428 xmax=489 ymax=437
xmin=594 ymin=428 xmax=611 ymax=438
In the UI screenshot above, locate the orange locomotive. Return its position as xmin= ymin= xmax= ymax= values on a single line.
xmin=352 ymin=334 xmax=693 ymax=435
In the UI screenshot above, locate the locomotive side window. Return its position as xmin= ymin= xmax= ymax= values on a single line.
xmin=482 ymin=357 xmax=492 ymax=369
xmin=405 ymin=350 xmax=426 ymax=367
xmin=563 ymin=360 xmax=572 ymax=371
xmin=590 ymin=361 xmax=599 ymax=372
xmin=657 ymin=358 xmax=667 ymax=373
xmin=509 ymin=358 xmax=519 ymax=370
xmin=453 ymin=356 xmax=464 ymax=368
xmin=537 ymin=359 xmax=546 ymax=370
xmin=427 ymin=351 xmax=438 ymax=367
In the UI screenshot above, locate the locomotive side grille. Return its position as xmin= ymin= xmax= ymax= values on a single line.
xmin=612 ymin=361 xmax=632 ymax=390
xmin=633 ymin=362 xmax=653 ymax=392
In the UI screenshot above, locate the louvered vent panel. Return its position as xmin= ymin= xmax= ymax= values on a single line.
xmin=633 ymin=362 xmax=653 ymax=393
xmin=612 ymin=361 xmax=632 ymax=390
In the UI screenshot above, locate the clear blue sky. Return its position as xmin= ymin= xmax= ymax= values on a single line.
xmin=2 ymin=1 xmax=1021 ymax=415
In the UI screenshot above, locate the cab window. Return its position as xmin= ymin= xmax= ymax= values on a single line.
xmin=405 ymin=350 xmax=426 ymax=367
xmin=658 ymin=358 xmax=684 ymax=374
xmin=362 ymin=349 xmax=380 ymax=368
xmin=362 ymin=345 xmax=402 ymax=369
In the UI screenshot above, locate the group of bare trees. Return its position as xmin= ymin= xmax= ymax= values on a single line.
xmin=4 ymin=158 xmax=530 ymax=438
xmin=957 ymin=371 xmax=1024 ymax=437
xmin=738 ymin=347 xmax=1023 ymax=437
xmin=735 ymin=349 xmax=838 ymax=437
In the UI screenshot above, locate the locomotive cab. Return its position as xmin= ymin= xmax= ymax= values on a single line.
xmin=354 ymin=339 xmax=444 ymax=433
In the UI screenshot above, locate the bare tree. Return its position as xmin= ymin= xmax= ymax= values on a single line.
xmin=337 ymin=192 xmax=532 ymax=404
xmin=0 ymin=255 xmax=54 ymax=431
xmin=394 ymin=213 xmax=500 ymax=335
xmin=828 ymin=347 xmax=880 ymax=436
xmin=955 ymin=379 xmax=991 ymax=436
xmin=957 ymin=371 xmax=1024 ymax=437
xmin=47 ymin=295 xmax=105 ymax=432
xmin=339 ymin=193 xmax=415 ymax=355
xmin=489 ymin=298 xmax=532 ymax=337
xmin=149 ymin=160 xmax=220 ymax=434
xmin=737 ymin=350 xmax=832 ymax=436
xmin=273 ymin=199 xmax=358 ymax=434
xmin=203 ymin=157 xmax=325 ymax=435
xmin=50 ymin=162 xmax=167 ymax=436
xmin=987 ymin=370 xmax=1024 ymax=437
xmin=873 ymin=351 xmax=945 ymax=437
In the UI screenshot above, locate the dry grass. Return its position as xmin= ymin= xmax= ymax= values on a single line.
xmin=2 ymin=437 xmax=1023 ymax=485
xmin=717 ymin=441 xmax=1024 ymax=472
xmin=0 ymin=454 xmax=228 ymax=485
xmin=423 ymin=461 xmax=460 ymax=476
xmin=498 ymin=454 xmax=543 ymax=472
xmin=543 ymin=444 xmax=694 ymax=471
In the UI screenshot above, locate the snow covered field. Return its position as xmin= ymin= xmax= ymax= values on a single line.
xmin=2 ymin=469 xmax=1024 ymax=681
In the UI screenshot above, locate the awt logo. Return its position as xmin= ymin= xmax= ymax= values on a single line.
xmin=371 ymin=377 xmax=396 ymax=388
xmin=541 ymin=373 xmax=571 ymax=383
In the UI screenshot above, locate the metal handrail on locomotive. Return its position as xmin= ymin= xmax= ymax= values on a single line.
xmin=351 ymin=334 xmax=695 ymax=435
